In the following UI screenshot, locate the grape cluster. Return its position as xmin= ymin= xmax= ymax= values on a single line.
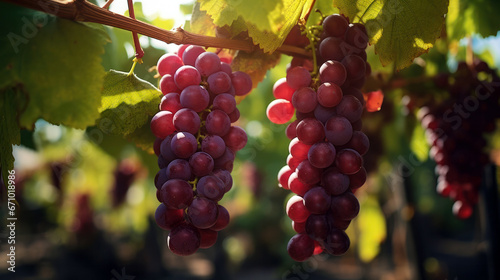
xmin=267 ymin=15 xmax=371 ymax=261
xmin=151 ymin=45 xmax=252 ymax=256
xmin=419 ymin=60 xmax=500 ymax=219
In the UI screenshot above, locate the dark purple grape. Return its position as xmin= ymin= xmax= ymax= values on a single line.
xmin=286 ymin=66 xmax=311 ymax=89
xmin=167 ymin=223 xmax=200 ymax=256
xmin=323 ymin=228 xmax=350 ymax=255
xmin=322 ymin=167 xmax=350 ymax=195
xmin=345 ymin=131 xmax=369 ymax=155
xmin=213 ymin=148 xmax=235 ymax=171
xmin=314 ymin=105 xmax=337 ymax=124
xmin=349 ymin=167 xmax=367 ymax=189
xmin=308 ymin=142 xmax=336 ymax=168
xmin=212 ymin=169 xmax=233 ymax=193
xmin=196 ymin=175 xmax=224 ymax=201
xmin=286 ymin=120 xmax=299 ymax=140
xmin=296 ymin=160 xmax=322 ymax=185
xmin=189 ymin=152 xmax=214 ymax=177
xmin=231 ymin=71 xmax=253 ymax=96
xmin=322 ymin=14 xmax=349 ymax=37
xmin=303 ymin=186 xmax=331 ymax=214
xmin=155 ymin=168 xmax=168 ymax=190
xmin=317 ymin=82 xmax=343 ymax=107
xmin=305 ymin=214 xmax=330 ymax=241
xmin=201 ymin=135 xmax=226 ymax=159
xmin=155 ymin=203 xmax=184 ymax=230
xmin=330 ymin=192 xmax=360 ymax=220
xmin=199 ymin=228 xmax=218 ymax=248
xmin=336 ymin=95 xmax=363 ymax=123
xmin=287 ymin=233 xmax=314 ymax=262
xmin=208 ymin=71 xmax=232 ymax=94
xmin=206 ymin=110 xmax=231 ymax=136
xmin=342 ymin=55 xmax=366 ymax=81
xmin=210 ymin=204 xmax=230 ymax=231
xmin=160 ymin=179 xmax=193 ymax=209
xmin=222 ymin=126 xmax=247 ymax=152
xmin=335 ymin=148 xmax=363 ymax=175
xmin=345 ymin=23 xmax=368 ymax=49
xmin=213 ymin=93 xmax=236 ymax=114
xmin=166 ymin=159 xmax=192 ymax=181
xmin=187 ymin=197 xmax=219 ymax=229
xmin=325 ymin=116 xmax=353 ymax=146
xmin=170 ymin=132 xmax=198 ymax=159
xmin=319 ymin=37 xmax=345 ymax=61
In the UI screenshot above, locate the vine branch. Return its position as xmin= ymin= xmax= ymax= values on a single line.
xmin=3 ymin=0 xmax=311 ymax=58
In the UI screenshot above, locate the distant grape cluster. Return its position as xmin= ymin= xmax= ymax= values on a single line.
xmin=151 ymin=45 xmax=252 ymax=256
xmin=419 ymin=60 xmax=500 ymax=219
xmin=267 ymin=14 xmax=371 ymax=261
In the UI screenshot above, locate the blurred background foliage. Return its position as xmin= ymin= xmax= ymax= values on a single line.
xmin=1 ymin=0 xmax=500 ymax=279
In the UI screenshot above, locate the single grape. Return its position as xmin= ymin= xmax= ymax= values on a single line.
xmin=322 ymin=14 xmax=349 ymax=37
xmin=155 ymin=203 xmax=184 ymax=231
xmin=177 ymin=44 xmax=190 ymax=59
xmin=336 ymin=95 xmax=363 ymax=123
xmin=159 ymin=92 xmax=182 ymax=113
xmin=196 ymin=175 xmax=225 ymax=201
xmin=317 ymin=83 xmax=343 ymax=107
xmin=180 ymin=85 xmax=210 ymax=112
xmin=210 ymin=205 xmax=230 ymax=231
xmin=199 ymin=229 xmax=218 ymax=249
xmin=342 ymin=55 xmax=366 ymax=81
xmin=322 ymin=167 xmax=350 ymax=195
xmin=323 ymin=228 xmax=350 ymax=255
xmin=174 ymin=65 xmax=202 ymax=90
xmin=273 ymin=77 xmax=295 ymax=101
xmin=288 ymin=172 xmax=313 ymax=196
xmin=160 ymin=74 xmax=181 ymax=95
xmin=201 ymin=135 xmax=226 ymax=159
xmin=167 ymin=223 xmax=201 ymax=256
xmin=286 ymin=120 xmax=299 ymax=140
xmin=325 ymin=116 xmax=353 ymax=146
xmin=195 ymin=52 xmax=221 ymax=77
xmin=208 ymin=71 xmax=232 ymax=94
xmin=212 ymin=169 xmax=233 ymax=193
xmin=314 ymin=105 xmax=337 ymax=124
xmin=345 ymin=23 xmax=368 ymax=49
xmin=160 ymin=135 xmax=176 ymax=162
xmin=228 ymin=107 xmax=240 ymax=123
xmin=151 ymin=111 xmax=175 ymax=139
xmin=308 ymin=142 xmax=336 ymax=168
xmin=296 ymin=160 xmax=322 ymax=185
xmin=173 ymin=108 xmax=201 ymax=135
xmin=278 ymin=165 xmax=293 ymax=189
xmin=222 ymin=126 xmax=248 ymax=152
xmin=335 ymin=148 xmax=363 ymax=175
xmin=206 ymin=110 xmax=231 ymax=136
xmin=319 ymin=37 xmax=345 ymax=62
xmin=266 ymin=99 xmax=295 ymax=124
xmin=345 ymin=131 xmax=369 ymax=155
xmin=286 ymin=67 xmax=311 ymax=89
xmin=292 ymin=87 xmax=318 ymax=113
xmin=293 ymin=221 xmax=306 ymax=233
xmin=213 ymin=148 xmax=235 ymax=171
xmin=170 ymin=132 xmax=198 ymax=159
xmin=319 ymin=60 xmax=347 ymax=86
xmin=155 ymin=168 xmax=168 ymax=189
xmin=187 ymin=197 xmax=219 ymax=229
xmin=157 ymin=53 xmax=184 ymax=76
xmin=296 ymin=118 xmax=326 ymax=145
xmin=231 ymin=71 xmax=253 ymax=96
xmin=160 ymin=179 xmax=193 ymax=209
xmin=287 ymin=233 xmax=315 ymax=262
xmin=289 ymin=137 xmax=312 ymax=161
xmin=213 ymin=93 xmax=237 ymax=115
xmin=182 ymin=45 xmax=205 ymax=66
xmin=303 ymin=187 xmax=331 ymax=214
xmin=286 ymin=195 xmax=311 ymax=223
xmin=189 ymin=152 xmax=214 ymax=177
xmin=287 ymin=154 xmax=301 ymax=171
xmin=166 ymin=159 xmax=193 ymax=181
xmin=330 ymin=192 xmax=360 ymax=220
xmin=305 ymin=214 xmax=330 ymax=241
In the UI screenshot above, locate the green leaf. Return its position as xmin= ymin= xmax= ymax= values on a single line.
xmin=447 ymin=0 xmax=500 ymax=41
xmin=191 ymin=2 xmax=217 ymax=36
xmin=0 ymin=88 xmax=25 ymax=184
xmin=197 ymin=0 xmax=313 ymax=52
xmin=334 ymin=0 xmax=449 ymax=70
xmin=0 ymin=3 xmax=109 ymax=129
xmin=97 ymin=70 xmax=162 ymax=137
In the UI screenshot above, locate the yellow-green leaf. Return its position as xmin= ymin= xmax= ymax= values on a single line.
xmin=356 ymin=195 xmax=386 ymax=262
xmin=97 ymin=70 xmax=162 ymax=137
xmin=197 ymin=0 xmax=313 ymax=52
xmin=334 ymin=0 xmax=448 ymax=70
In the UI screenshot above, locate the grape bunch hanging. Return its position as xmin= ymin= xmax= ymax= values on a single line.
xmin=151 ymin=45 xmax=252 ymax=256
xmin=267 ymin=14 xmax=371 ymax=261
xmin=419 ymin=60 xmax=500 ymax=219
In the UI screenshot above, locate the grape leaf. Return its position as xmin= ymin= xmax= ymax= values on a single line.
xmin=97 ymin=70 xmax=162 ymax=137
xmin=0 ymin=3 xmax=109 ymax=129
xmin=447 ymin=0 xmax=500 ymax=41
xmin=197 ymin=0 xmax=313 ymax=52
xmin=0 ymin=87 xmax=25 ymax=185
xmin=334 ymin=0 xmax=449 ymax=70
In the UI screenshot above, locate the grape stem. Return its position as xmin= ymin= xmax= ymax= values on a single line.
xmin=127 ymin=0 xmax=144 ymax=59
xmin=4 ymin=0 xmax=312 ymax=58
xmin=101 ymin=0 xmax=113 ymax=10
